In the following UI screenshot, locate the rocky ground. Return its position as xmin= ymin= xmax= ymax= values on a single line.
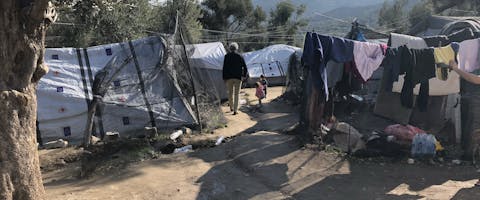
xmin=40 ymin=87 xmax=480 ymax=200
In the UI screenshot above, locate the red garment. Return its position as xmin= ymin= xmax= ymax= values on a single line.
xmin=384 ymin=124 xmax=426 ymax=142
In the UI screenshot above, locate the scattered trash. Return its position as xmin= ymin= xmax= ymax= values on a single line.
xmin=411 ymin=134 xmax=437 ymax=158
xmin=91 ymin=136 xmax=101 ymax=144
xmin=239 ymin=99 xmax=247 ymax=105
xmin=174 ymin=145 xmax=193 ymax=153
xmin=331 ymin=122 xmax=366 ymax=153
xmin=452 ymin=159 xmax=462 ymax=165
xmin=44 ymin=139 xmax=68 ymax=149
xmin=170 ymin=130 xmax=183 ymax=141
xmin=215 ymin=136 xmax=225 ymax=146
xmin=145 ymin=127 xmax=158 ymax=137
xmin=182 ymin=127 xmax=192 ymax=136
xmin=104 ymin=131 xmax=120 ymax=142
xmin=407 ymin=158 xmax=415 ymax=164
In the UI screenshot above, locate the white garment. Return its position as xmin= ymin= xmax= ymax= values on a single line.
xmin=390 ymin=33 xmax=428 ymax=49
xmin=389 ymin=33 xmax=460 ymax=96
xmin=353 ymin=41 xmax=385 ymax=81
xmin=458 ymin=38 xmax=480 ymax=73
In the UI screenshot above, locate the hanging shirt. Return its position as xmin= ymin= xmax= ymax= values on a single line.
xmin=353 ymin=41 xmax=385 ymax=82
xmin=433 ymin=45 xmax=456 ymax=81
xmin=302 ymin=32 xmax=354 ymax=100
xmin=399 ymin=47 xmax=436 ymax=111
xmin=326 ymin=61 xmax=344 ymax=88
xmin=381 ymin=47 xmax=403 ymax=92
xmin=390 ymin=33 xmax=460 ymax=96
xmin=458 ymin=38 xmax=480 ymax=73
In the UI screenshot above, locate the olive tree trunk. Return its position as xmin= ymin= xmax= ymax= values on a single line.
xmin=0 ymin=1 xmax=55 ymax=199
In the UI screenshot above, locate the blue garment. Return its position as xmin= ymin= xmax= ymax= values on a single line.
xmin=302 ymin=32 xmax=355 ymax=100
xmin=356 ymin=32 xmax=367 ymax=42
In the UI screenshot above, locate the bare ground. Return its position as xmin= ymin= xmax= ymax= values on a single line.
xmin=42 ymin=87 xmax=480 ymax=200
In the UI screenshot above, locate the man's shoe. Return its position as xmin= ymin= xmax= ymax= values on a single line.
xmin=233 ymin=112 xmax=238 ymax=115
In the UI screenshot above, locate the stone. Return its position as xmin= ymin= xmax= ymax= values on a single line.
xmin=104 ymin=132 xmax=120 ymax=142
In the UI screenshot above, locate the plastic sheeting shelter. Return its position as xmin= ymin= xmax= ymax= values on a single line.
xmin=38 ymin=37 xmax=197 ymax=142
xmin=188 ymin=42 xmax=227 ymax=99
xmin=243 ymin=44 xmax=301 ymax=86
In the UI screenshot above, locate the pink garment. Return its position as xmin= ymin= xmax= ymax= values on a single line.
xmin=353 ymin=41 xmax=385 ymax=82
xmin=384 ymin=124 xmax=426 ymax=142
xmin=256 ymin=85 xmax=265 ymax=99
xmin=458 ymin=38 xmax=480 ymax=73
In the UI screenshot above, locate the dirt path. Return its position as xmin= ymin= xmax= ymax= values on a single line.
xmin=43 ymin=87 xmax=480 ymax=200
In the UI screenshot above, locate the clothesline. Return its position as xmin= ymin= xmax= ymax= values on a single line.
xmin=302 ymin=31 xmax=480 ymax=111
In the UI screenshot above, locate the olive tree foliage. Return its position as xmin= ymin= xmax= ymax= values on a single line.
xmin=48 ymin=0 xmax=153 ymax=47
xmin=149 ymin=0 xmax=204 ymax=43
xmin=268 ymin=1 xmax=307 ymax=46
xmin=378 ymin=0 xmax=409 ymax=33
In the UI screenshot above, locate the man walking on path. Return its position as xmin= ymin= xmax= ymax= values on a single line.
xmin=223 ymin=42 xmax=248 ymax=115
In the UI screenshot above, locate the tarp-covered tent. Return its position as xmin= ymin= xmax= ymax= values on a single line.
xmin=188 ymin=42 xmax=227 ymax=99
xmin=243 ymin=44 xmax=301 ymax=86
xmin=38 ymin=37 xmax=198 ymax=142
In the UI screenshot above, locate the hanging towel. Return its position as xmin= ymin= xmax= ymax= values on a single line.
xmin=353 ymin=41 xmax=385 ymax=82
xmin=458 ymin=38 xmax=480 ymax=73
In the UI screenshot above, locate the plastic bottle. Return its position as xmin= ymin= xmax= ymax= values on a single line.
xmin=174 ymin=145 xmax=193 ymax=153
xmin=170 ymin=130 xmax=183 ymax=141
xmin=215 ymin=136 xmax=225 ymax=146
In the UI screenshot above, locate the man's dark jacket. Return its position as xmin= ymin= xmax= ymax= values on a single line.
xmin=223 ymin=52 xmax=248 ymax=80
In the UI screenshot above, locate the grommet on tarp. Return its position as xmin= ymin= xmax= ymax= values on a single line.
xmin=63 ymin=127 xmax=71 ymax=136
xmin=59 ymin=107 xmax=65 ymax=113
xmin=122 ymin=117 xmax=130 ymax=125
xmin=53 ymin=71 xmax=60 ymax=76
xmin=51 ymin=54 xmax=59 ymax=60
xmin=113 ymin=80 xmax=121 ymax=87
xmin=105 ymin=48 xmax=112 ymax=56
xmin=56 ymin=87 xmax=64 ymax=92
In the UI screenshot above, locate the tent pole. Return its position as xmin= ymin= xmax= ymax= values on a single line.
xmin=177 ymin=13 xmax=203 ymax=131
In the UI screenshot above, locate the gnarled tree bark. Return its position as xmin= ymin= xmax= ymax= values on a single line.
xmin=0 ymin=1 xmax=55 ymax=199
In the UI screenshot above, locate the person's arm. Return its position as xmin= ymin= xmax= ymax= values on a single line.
xmin=241 ymin=56 xmax=248 ymax=79
xmin=223 ymin=54 xmax=228 ymax=80
xmin=449 ymin=61 xmax=480 ymax=85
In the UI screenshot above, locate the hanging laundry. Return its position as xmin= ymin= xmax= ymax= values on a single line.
xmin=423 ymin=28 xmax=475 ymax=47
xmin=390 ymin=33 xmax=460 ymax=96
xmin=399 ymin=47 xmax=436 ymax=111
xmin=326 ymin=61 xmax=344 ymax=88
xmin=458 ymin=38 xmax=480 ymax=73
xmin=433 ymin=45 xmax=456 ymax=81
xmin=381 ymin=47 xmax=403 ymax=92
xmin=353 ymin=41 xmax=385 ymax=82
xmin=302 ymin=32 xmax=354 ymax=100
xmin=390 ymin=33 xmax=428 ymax=49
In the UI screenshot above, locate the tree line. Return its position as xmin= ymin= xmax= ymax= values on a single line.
xmin=48 ymin=0 xmax=307 ymax=51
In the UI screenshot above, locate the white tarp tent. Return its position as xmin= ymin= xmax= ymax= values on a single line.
xmin=38 ymin=37 xmax=197 ymax=142
xmin=188 ymin=42 xmax=227 ymax=99
xmin=243 ymin=44 xmax=301 ymax=86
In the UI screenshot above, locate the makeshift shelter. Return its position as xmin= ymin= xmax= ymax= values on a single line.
xmin=243 ymin=44 xmax=301 ymax=86
xmin=188 ymin=42 xmax=228 ymax=100
xmin=38 ymin=34 xmax=226 ymax=142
